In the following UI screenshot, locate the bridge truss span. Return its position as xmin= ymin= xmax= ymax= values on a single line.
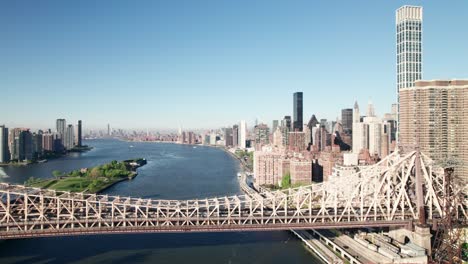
xmin=0 ymin=151 xmax=466 ymax=239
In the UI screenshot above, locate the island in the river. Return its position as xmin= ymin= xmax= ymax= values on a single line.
xmin=25 ymin=158 xmax=147 ymax=193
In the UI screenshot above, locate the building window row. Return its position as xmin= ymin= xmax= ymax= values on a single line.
xmin=397 ymin=43 xmax=422 ymax=53
xmin=397 ymin=32 xmax=422 ymax=43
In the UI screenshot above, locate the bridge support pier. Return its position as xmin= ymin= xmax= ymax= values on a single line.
xmin=388 ymin=226 xmax=432 ymax=255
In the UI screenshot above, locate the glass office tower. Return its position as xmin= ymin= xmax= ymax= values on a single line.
xmin=293 ymin=92 xmax=303 ymax=132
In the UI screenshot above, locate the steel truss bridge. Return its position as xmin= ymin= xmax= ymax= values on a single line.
xmin=0 ymin=151 xmax=466 ymax=239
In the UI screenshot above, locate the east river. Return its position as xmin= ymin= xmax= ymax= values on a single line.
xmin=0 ymin=139 xmax=321 ymax=263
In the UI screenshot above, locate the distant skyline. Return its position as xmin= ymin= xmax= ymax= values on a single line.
xmin=1 ymin=1 xmax=467 ymax=130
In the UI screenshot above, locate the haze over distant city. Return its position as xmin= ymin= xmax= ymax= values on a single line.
xmin=1 ymin=0 xmax=467 ymax=130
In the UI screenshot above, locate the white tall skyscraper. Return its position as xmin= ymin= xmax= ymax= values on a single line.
xmin=365 ymin=116 xmax=382 ymax=157
xmin=65 ymin=124 xmax=75 ymax=150
xmin=366 ymin=101 xmax=375 ymax=117
xmin=396 ymin=6 xmax=423 ymax=142
xmin=239 ymin=120 xmax=247 ymax=149
xmin=352 ymin=102 xmax=390 ymax=158
xmin=56 ymin=119 xmax=66 ymax=139
xmin=352 ymin=102 xmax=366 ymax=153
xmin=396 ymin=5 xmax=423 ymax=91
xmin=353 ymin=101 xmax=360 ymax=123
xmin=352 ymin=122 xmax=368 ymax=154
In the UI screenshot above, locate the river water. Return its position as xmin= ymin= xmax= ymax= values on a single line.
xmin=0 ymin=139 xmax=321 ymax=264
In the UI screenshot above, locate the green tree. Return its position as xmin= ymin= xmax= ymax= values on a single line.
xmin=52 ymin=170 xmax=62 ymax=179
xmin=89 ymin=167 xmax=101 ymax=178
xmin=25 ymin=177 xmax=37 ymax=186
xmin=117 ymin=162 xmax=126 ymax=171
xmin=88 ymin=179 xmax=99 ymax=191
xmin=106 ymin=169 xmax=121 ymax=178
xmin=70 ymin=170 xmax=81 ymax=177
xmin=281 ymin=173 xmax=291 ymax=189
xmin=462 ymin=242 xmax=468 ymax=261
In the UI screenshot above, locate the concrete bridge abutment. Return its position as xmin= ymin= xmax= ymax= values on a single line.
xmin=388 ymin=225 xmax=432 ymax=255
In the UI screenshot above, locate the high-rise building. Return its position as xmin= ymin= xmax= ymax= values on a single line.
xmin=352 ymin=101 xmax=392 ymax=159
xmin=282 ymin=116 xmax=292 ymax=131
xmin=352 ymin=123 xmax=368 ymax=154
xmin=56 ymin=118 xmax=66 ymax=139
xmin=352 ymin=102 xmax=363 ymax=153
xmin=254 ymin=123 xmax=269 ymax=149
xmin=42 ymin=133 xmax=55 ymax=152
xmin=280 ymin=126 xmax=289 ymax=147
xmin=203 ymin=134 xmax=210 ymax=145
xmin=272 ymin=127 xmax=283 ymax=149
xmin=365 ymin=116 xmax=382 ymax=157
xmin=17 ymin=130 xmax=33 ymax=161
xmin=313 ymin=126 xmax=330 ymax=152
xmin=293 ymin=92 xmax=303 ymax=132
xmin=396 ymin=6 xmax=423 ymax=91
xmin=381 ymin=122 xmax=391 ymax=158
xmin=0 ymin=125 xmax=9 ymax=163
xmin=290 ymin=160 xmax=312 ymax=185
xmin=232 ymin=125 xmax=239 ymax=147
xmin=179 ymin=131 xmax=186 ymax=144
xmin=272 ymin=120 xmax=279 ymax=134
xmin=303 ymin=124 xmax=311 ymax=148
xmin=56 ymin=118 xmax=66 ymax=150
xmin=399 ymin=80 xmax=468 ymax=185
xmin=188 ymin=131 xmax=196 ymax=145
xmin=311 ymin=125 xmax=319 ymax=147
xmin=253 ymin=151 xmax=282 ymax=185
xmin=209 ymin=133 xmax=217 ymax=145
xmin=341 ymin=108 xmax=353 ymax=133
xmin=9 ymin=128 xmax=29 ymax=161
xmin=54 ymin=136 xmax=63 ymax=152
xmin=307 ymin=115 xmax=319 ymax=144
xmin=224 ymin=127 xmax=233 ymax=147
xmin=366 ymin=101 xmax=376 ymax=117
xmin=396 ymin=6 xmax=423 ymax=141
xmin=280 ymin=116 xmax=292 ymax=147
xmin=77 ymin=120 xmax=82 ymax=147
xmin=32 ymin=132 xmax=43 ymax=159
xmin=288 ymin=131 xmax=306 ymax=152
xmin=307 ymin=115 xmax=319 ymax=131
xmin=107 ymin=124 xmax=111 ymax=136
xmin=353 ymin=101 xmax=360 ymax=123
xmin=239 ymin=120 xmax=247 ymax=149
xmin=320 ymin=119 xmax=328 ymax=128
xmin=318 ymin=148 xmax=343 ymax=182
xmin=65 ymin=124 xmax=75 ymax=150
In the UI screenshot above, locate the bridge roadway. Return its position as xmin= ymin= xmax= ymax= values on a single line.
xmin=0 ymin=183 xmax=414 ymax=239
xmin=0 ymin=150 xmax=466 ymax=239
xmin=1 ymin=219 xmax=412 ymax=239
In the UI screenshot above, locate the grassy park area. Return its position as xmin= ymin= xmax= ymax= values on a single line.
xmin=26 ymin=158 xmax=147 ymax=193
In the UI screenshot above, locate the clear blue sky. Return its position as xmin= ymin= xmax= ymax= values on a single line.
xmin=1 ymin=0 xmax=467 ymax=130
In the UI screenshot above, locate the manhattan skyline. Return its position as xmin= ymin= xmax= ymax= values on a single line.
xmin=1 ymin=1 xmax=467 ymax=129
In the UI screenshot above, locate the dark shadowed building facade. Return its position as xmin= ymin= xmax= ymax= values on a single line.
xmin=293 ymin=92 xmax=303 ymax=132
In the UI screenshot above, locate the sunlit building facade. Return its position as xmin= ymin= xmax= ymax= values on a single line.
xmin=399 ymin=80 xmax=468 ymax=185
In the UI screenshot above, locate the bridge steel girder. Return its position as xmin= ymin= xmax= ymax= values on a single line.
xmin=0 ymin=151 xmax=466 ymax=239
